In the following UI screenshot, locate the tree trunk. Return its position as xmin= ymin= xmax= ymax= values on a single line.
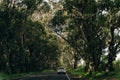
xmin=73 ymin=59 xmax=78 ymax=69
xmin=85 ymin=61 xmax=89 ymax=72
xmin=73 ymin=54 xmax=79 ymax=69
xmin=106 ymin=27 xmax=115 ymax=72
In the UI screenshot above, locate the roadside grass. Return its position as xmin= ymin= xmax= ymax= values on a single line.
xmin=0 ymin=70 xmax=55 ymax=80
xmin=91 ymin=70 xmax=120 ymax=80
xmin=68 ymin=60 xmax=120 ymax=80
xmin=68 ymin=68 xmax=120 ymax=80
xmin=67 ymin=66 xmax=85 ymax=78
xmin=0 ymin=72 xmax=40 ymax=80
xmin=0 ymin=72 xmax=7 ymax=80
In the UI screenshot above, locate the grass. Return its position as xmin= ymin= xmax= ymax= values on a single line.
xmin=0 ymin=72 xmax=38 ymax=80
xmin=67 ymin=67 xmax=83 ymax=75
xmin=0 ymin=73 xmax=7 ymax=80
xmin=68 ymin=68 xmax=120 ymax=80
xmin=0 ymin=70 xmax=55 ymax=80
xmin=67 ymin=61 xmax=120 ymax=80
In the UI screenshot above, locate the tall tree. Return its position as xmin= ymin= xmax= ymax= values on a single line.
xmin=51 ymin=0 xmax=118 ymax=73
xmin=0 ymin=0 xmax=61 ymax=74
xmin=98 ymin=0 xmax=120 ymax=72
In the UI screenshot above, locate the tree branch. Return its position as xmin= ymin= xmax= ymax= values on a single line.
xmin=55 ymin=32 xmax=84 ymax=58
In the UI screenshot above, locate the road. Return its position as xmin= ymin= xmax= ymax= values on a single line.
xmin=13 ymin=73 xmax=80 ymax=80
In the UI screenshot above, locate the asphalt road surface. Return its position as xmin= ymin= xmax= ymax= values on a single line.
xmin=13 ymin=73 xmax=80 ymax=80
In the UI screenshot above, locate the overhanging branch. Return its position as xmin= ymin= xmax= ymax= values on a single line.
xmin=55 ymin=31 xmax=84 ymax=58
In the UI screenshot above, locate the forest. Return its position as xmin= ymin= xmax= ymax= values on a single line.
xmin=0 ymin=0 xmax=120 ymax=79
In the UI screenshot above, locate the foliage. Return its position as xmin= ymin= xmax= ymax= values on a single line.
xmin=68 ymin=63 xmax=120 ymax=80
xmin=51 ymin=0 xmax=120 ymax=72
xmin=0 ymin=0 xmax=120 ymax=78
xmin=0 ymin=0 xmax=60 ymax=74
xmin=67 ymin=66 xmax=85 ymax=76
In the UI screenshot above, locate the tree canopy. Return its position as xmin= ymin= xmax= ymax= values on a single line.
xmin=0 ymin=0 xmax=120 ymax=75
xmin=51 ymin=0 xmax=120 ymax=72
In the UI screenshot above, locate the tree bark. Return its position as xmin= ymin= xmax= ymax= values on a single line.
xmin=106 ymin=27 xmax=115 ymax=72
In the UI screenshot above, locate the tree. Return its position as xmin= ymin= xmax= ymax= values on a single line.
xmin=98 ymin=0 xmax=120 ymax=72
xmin=50 ymin=0 xmax=120 ymax=73
xmin=0 ymin=0 xmax=61 ymax=74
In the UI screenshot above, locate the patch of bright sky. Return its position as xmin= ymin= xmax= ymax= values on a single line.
xmin=44 ymin=0 xmax=49 ymax=2
xmin=102 ymin=10 xmax=108 ymax=15
xmin=103 ymin=47 xmax=120 ymax=60
xmin=115 ymin=28 xmax=120 ymax=36
xmin=44 ymin=0 xmax=60 ymax=2
xmin=116 ymin=54 xmax=120 ymax=60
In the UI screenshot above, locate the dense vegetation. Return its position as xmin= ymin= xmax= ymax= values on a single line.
xmin=0 ymin=0 xmax=60 ymax=74
xmin=51 ymin=0 xmax=120 ymax=72
xmin=0 ymin=0 xmax=120 ymax=79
